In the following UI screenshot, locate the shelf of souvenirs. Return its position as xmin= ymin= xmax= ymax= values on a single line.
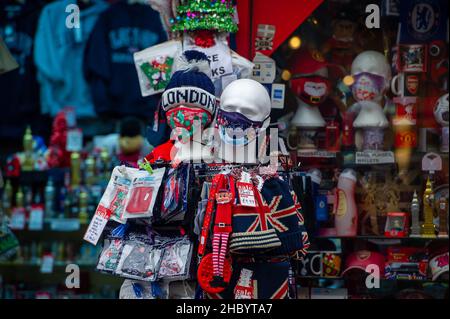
xmin=313 ymin=234 xmax=449 ymax=242
xmin=0 ymin=242 xmax=101 ymax=272
xmin=6 ymin=217 xmax=90 ymax=234
xmin=296 ymin=275 xmax=449 ymax=284
xmin=294 ymin=148 xmax=449 ymax=165
xmin=0 ymin=261 xmax=96 ymax=268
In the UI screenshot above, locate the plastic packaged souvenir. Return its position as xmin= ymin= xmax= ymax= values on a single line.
xmin=96 ymin=237 xmax=124 ymax=273
xmin=158 ymin=237 xmax=193 ymax=281
xmin=134 ymin=40 xmax=182 ymax=97
xmin=115 ymin=233 xmax=162 ymax=281
xmin=155 ymin=165 xmax=190 ymax=223
xmin=119 ymin=280 xmax=169 ymax=299
xmin=96 ymin=166 xmax=146 ymax=224
xmin=122 ymin=167 xmax=165 ymax=219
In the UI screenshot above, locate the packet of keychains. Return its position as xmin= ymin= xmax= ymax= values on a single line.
xmin=115 ymin=233 xmax=163 ymax=281
xmin=122 ymin=167 xmax=165 ymax=220
xmin=95 ymin=166 xmax=145 ymax=224
xmin=133 ymin=40 xmax=182 ymax=97
xmin=157 ymin=237 xmax=193 ymax=282
xmin=96 ymin=236 xmax=124 ymax=274
xmin=96 ymin=223 xmax=128 ymax=273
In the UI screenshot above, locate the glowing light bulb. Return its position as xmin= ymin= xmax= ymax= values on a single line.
xmin=343 ymin=75 xmax=355 ymax=86
xmin=288 ymin=36 xmax=301 ymax=50
xmin=281 ymin=70 xmax=291 ymax=81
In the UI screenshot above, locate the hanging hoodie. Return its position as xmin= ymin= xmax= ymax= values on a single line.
xmin=83 ymin=0 xmax=168 ymax=120
xmin=0 ymin=0 xmax=47 ymax=139
xmin=34 ymin=0 xmax=109 ymax=118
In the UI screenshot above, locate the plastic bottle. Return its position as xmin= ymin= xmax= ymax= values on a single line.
xmin=44 ymin=179 xmax=55 ymax=219
xmin=334 ymin=169 xmax=358 ymax=237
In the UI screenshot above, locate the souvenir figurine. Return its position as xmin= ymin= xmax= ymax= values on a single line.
xmin=289 ymin=49 xmax=338 ymax=152
xmin=349 ymin=51 xmax=390 ymax=151
xmin=421 ymin=178 xmax=437 ymax=238
xmin=321 ymin=6 xmax=362 ymax=74
xmin=438 ymin=196 xmax=448 ymax=238
xmin=410 ymin=191 xmax=421 ymax=237
xmin=433 ymin=93 xmax=449 ymax=153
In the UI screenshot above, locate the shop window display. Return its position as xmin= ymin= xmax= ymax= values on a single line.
xmin=0 ymin=0 xmax=448 ymax=302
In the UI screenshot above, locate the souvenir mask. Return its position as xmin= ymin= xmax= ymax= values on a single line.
xmin=295 ymin=76 xmax=331 ymax=105
xmin=166 ymin=105 xmax=212 ymax=141
xmin=216 ymin=109 xmax=266 ymax=146
xmin=352 ymin=72 xmax=385 ymax=102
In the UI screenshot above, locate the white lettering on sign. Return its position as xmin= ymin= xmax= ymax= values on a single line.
xmin=355 ymin=151 xmax=395 ymax=164
xmin=83 ymin=205 xmax=112 ymax=245
xmin=184 ymin=35 xmax=233 ymax=80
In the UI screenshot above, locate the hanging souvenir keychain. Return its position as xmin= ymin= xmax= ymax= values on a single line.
xmin=158 ymin=237 xmax=193 ymax=281
xmin=122 ymin=168 xmax=165 ymax=219
xmin=197 ymin=174 xmax=233 ymax=294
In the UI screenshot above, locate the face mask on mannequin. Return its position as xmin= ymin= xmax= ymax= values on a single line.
xmin=295 ymin=76 xmax=331 ymax=105
xmin=351 ymin=72 xmax=385 ymax=102
xmin=216 ymin=109 xmax=267 ymax=146
xmin=166 ymin=105 xmax=212 ymax=141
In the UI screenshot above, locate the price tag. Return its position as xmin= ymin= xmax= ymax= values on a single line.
xmin=237 ymin=182 xmax=256 ymax=207
xmin=63 ymin=107 xmax=77 ymax=127
xmin=355 ymin=151 xmax=395 ymax=164
xmin=40 ymin=254 xmax=54 ymax=274
xmin=271 ymin=83 xmax=285 ymax=109
xmin=234 ymin=268 xmax=253 ymax=299
xmin=66 ymin=129 xmax=83 ymax=152
xmin=28 ymin=205 xmax=44 ymax=231
xmin=50 ymin=219 xmax=80 ymax=232
xmin=297 ymin=151 xmax=338 ymax=158
xmin=83 ymin=205 xmax=112 ymax=245
xmin=9 ymin=208 xmax=26 ymax=230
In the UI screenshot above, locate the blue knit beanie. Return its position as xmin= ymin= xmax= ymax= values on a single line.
xmin=161 ymin=50 xmax=217 ymax=115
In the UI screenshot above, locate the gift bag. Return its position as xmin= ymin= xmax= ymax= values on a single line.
xmin=134 ymin=40 xmax=182 ymax=97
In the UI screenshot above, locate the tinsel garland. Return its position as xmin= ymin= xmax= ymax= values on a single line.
xmin=171 ymin=0 xmax=238 ymax=33
xmin=171 ymin=15 xmax=238 ymax=33
xmin=177 ymin=3 xmax=234 ymax=14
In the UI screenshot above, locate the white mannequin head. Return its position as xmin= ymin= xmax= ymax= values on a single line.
xmin=351 ymin=51 xmax=391 ymax=93
xmin=220 ymin=79 xmax=271 ymax=123
xmin=216 ymin=79 xmax=271 ymax=163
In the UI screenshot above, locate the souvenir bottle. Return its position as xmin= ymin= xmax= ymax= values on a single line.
xmin=79 ymin=191 xmax=89 ymax=224
xmin=22 ymin=126 xmax=34 ymax=171
xmin=44 ymin=178 xmax=55 ymax=219
xmin=71 ymin=152 xmax=81 ymax=187
xmin=334 ymin=169 xmax=358 ymax=236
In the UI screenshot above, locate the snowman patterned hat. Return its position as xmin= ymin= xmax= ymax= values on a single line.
xmin=161 ymin=50 xmax=217 ymax=115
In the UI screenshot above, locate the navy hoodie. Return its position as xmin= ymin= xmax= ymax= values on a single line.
xmin=0 ymin=0 xmax=48 ymax=139
xmin=83 ymin=1 xmax=167 ymax=120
